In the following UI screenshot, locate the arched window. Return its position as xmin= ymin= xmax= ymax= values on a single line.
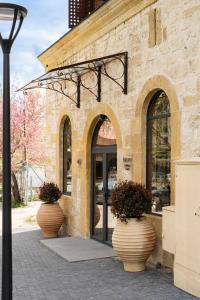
xmin=63 ymin=117 xmax=72 ymax=195
xmin=147 ymin=91 xmax=171 ymax=214
xmin=92 ymin=115 xmax=117 ymax=147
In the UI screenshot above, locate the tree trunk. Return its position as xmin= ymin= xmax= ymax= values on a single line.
xmin=11 ymin=172 xmax=22 ymax=203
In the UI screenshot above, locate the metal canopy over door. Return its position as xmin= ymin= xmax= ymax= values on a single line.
xmin=90 ymin=115 xmax=117 ymax=245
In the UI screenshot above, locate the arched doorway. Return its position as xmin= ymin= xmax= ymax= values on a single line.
xmin=90 ymin=115 xmax=117 ymax=244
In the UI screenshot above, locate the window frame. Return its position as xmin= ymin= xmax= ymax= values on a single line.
xmin=146 ymin=90 xmax=171 ymax=216
xmin=63 ymin=117 xmax=72 ymax=196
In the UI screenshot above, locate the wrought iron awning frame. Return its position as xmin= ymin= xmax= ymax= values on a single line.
xmin=18 ymin=51 xmax=128 ymax=108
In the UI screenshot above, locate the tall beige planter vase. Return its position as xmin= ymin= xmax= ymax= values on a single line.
xmin=112 ymin=217 xmax=156 ymax=272
xmin=37 ymin=203 xmax=64 ymax=238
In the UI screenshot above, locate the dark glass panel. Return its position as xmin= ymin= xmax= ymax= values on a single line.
xmin=94 ymin=154 xmax=104 ymax=205
xmin=148 ymin=91 xmax=170 ymax=118
xmin=93 ymin=116 xmax=116 ymax=146
xmin=107 ymin=153 xmax=117 ymax=203
xmin=107 ymin=153 xmax=117 ymax=244
xmin=63 ymin=118 xmax=72 ymax=195
xmin=93 ymin=153 xmax=103 ymax=241
xmin=147 ymin=91 xmax=171 ymax=214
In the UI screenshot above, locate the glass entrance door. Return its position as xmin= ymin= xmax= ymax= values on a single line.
xmin=91 ymin=150 xmax=117 ymax=244
xmin=90 ymin=115 xmax=117 ymax=244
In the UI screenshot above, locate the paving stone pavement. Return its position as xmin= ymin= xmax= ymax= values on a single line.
xmin=0 ymin=230 xmax=198 ymax=300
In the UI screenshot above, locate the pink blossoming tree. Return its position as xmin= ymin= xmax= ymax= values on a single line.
xmin=0 ymin=90 xmax=44 ymax=203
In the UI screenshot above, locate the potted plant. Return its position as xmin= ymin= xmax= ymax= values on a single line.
xmin=37 ymin=182 xmax=64 ymax=238
xmin=110 ymin=181 xmax=156 ymax=272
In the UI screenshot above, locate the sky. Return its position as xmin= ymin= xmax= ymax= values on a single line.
xmin=0 ymin=0 xmax=69 ymax=87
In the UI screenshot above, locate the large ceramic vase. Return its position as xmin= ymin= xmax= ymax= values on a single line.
xmin=112 ymin=217 xmax=156 ymax=272
xmin=37 ymin=202 xmax=64 ymax=238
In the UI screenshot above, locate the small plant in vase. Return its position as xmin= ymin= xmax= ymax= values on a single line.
xmin=37 ymin=182 xmax=64 ymax=238
xmin=110 ymin=181 xmax=156 ymax=272
xmin=39 ymin=182 xmax=62 ymax=204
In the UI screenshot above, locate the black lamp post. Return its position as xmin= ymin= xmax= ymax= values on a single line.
xmin=0 ymin=3 xmax=27 ymax=300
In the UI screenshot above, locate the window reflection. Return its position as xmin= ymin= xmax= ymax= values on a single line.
xmin=63 ymin=118 xmax=72 ymax=195
xmin=147 ymin=91 xmax=171 ymax=214
xmin=94 ymin=154 xmax=103 ymax=205
xmin=93 ymin=116 xmax=116 ymax=146
xmin=107 ymin=154 xmax=117 ymax=204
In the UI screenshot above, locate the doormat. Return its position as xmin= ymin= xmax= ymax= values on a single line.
xmin=40 ymin=237 xmax=117 ymax=262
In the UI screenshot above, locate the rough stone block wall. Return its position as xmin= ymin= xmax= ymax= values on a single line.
xmin=42 ymin=0 xmax=200 ymax=264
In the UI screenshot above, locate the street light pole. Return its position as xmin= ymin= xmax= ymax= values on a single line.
xmin=0 ymin=4 xmax=27 ymax=299
xmin=1 ymin=37 xmax=12 ymax=300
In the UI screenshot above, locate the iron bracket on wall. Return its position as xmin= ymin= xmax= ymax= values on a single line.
xmin=18 ymin=51 xmax=128 ymax=108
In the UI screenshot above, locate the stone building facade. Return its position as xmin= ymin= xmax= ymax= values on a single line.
xmin=24 ymin=0 xmax=200 ymax=297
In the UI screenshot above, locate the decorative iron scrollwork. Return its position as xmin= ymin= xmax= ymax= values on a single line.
xmin=18 ymin=52 xmax=128 ymax=108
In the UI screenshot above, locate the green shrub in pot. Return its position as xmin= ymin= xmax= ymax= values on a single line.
xmin=110 ymin=180 xmax=152 ymax=222
xmin=39 ymin=182 xmax=62 ymax=204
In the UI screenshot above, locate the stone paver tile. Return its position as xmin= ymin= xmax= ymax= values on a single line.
xmin=0 ymin=230 xmax=198 ymax=300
